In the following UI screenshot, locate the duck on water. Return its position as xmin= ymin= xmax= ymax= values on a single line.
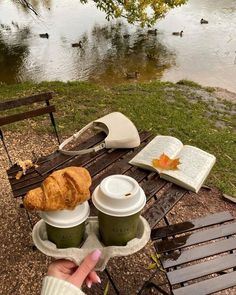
xmin=126 ymin=71 xmax=139 ymax=79
xmin=172 ymin=30 xmax=183 ymax=37
xmin=39 ymin=33 xmax=49 ymax=39
xmin=200 ymin=18 xmax=208 ymax=24
xmin=72 ymin=41 xmax=82 ymax=48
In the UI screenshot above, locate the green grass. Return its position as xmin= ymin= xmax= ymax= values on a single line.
xmin=0 ymin=80 xmax=235 ymax=196
xmin=176 ymin=79 xmax=202 ymax=88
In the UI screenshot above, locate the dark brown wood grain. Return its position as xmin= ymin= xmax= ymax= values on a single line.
xmin=173 ymin=271 xmax=236 ymax=295
xmin=156 ymin=221 xmax=236 ymax=253
xmin=151 ymin=211 xmax=234 ymax=240
xmin=168 ymin=252 xmax=236 ymax=285
xmin=0 ymin=105 xmax=55 ymax=126
xmin=0 ymin=92 xmax=53 ymax=111
xmin=149 ymin=210 xmax=236 ymax=295
xmin=36 ymin=132 xmax=106 ymax=176
xmin=160 ymin=236 xmax=236 ymax=269
xmin=143 ymin=185 xmax=187 ymax=228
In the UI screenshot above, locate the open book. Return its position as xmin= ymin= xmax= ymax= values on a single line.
xmin=129 ymin=135 xmax=216 ymax=193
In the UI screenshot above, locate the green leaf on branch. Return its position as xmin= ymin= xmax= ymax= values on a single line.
xmin=83 ymin=0 xmax=188 ymax=27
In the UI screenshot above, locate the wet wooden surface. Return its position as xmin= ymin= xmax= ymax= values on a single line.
xmin=153 ymin=211 xmax=236 ymax=295
xmin=7 ymin=131 xmax=188 ymax=228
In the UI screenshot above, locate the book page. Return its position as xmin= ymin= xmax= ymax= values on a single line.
xmin=129 ymin=135 xmax=183 ymax=173
xmin=162 ymin=145 xmax=216 ymax=192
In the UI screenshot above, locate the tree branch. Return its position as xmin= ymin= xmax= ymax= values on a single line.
xmin=17 ymin=0 xmax=38 ymax=16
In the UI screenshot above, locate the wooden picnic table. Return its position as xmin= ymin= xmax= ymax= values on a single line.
xmin=7 ymin=130 xmax=188 ymax=294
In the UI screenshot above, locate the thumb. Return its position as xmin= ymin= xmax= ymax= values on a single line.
xmin=68 ymin=249 xmax=101 ymax=288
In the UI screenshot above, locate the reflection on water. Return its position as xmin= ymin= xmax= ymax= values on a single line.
xmin=158 ymin=0 xmax=236 ymax=93
xmin=87 ymin=24 xmax=174 ymax=84
xmin=0 ymin=0 xmax=236 ymax=92
xmin=0 ymin=25 xmax=30 ymax=83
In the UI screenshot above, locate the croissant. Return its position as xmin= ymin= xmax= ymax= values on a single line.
xmin=23 ymin=167 xmax=91 ymax=211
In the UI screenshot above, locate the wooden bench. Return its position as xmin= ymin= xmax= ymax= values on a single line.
xmin=0 ymin=92 xmax=60 ymax=166
xmin=139 ymin=211 xmax=236 ymax=294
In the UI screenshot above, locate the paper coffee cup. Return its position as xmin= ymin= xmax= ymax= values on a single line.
xmin=40 ymin=202 xmax=90 ymax=248
xmin=92 ymin=175 xmax=146 ymax=246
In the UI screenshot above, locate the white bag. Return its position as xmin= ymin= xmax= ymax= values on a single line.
xmin=58 ymin=112 xmax=140 ymax=156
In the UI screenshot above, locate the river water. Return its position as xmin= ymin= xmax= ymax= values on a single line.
xmin=0 ymin=0 xmax=236 ymax=92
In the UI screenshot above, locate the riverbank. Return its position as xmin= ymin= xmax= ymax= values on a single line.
xmin=0 ymin=80 xmax=235 ymax=196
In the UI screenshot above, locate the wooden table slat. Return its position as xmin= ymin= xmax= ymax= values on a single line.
xmin=9 ymin=131 xmax=154 ymax=198
xmin=173 ymin=271 xmax=236 ymax=295
xmin=12 ymin=148 xmax=105 ymax=197
xmin=87 ymin=131 xmax=152 ymax=177
xmin=7 ymin=151 xmax=58 ymax=175
xmin=151 ymin=211 xmax=234 ymax=240
xmin=90 ymin=132 xmax=154 ymax=191
xmin=140 ymin=174 xmax=167 ymax=201
xmin=14 ymin=182 xmax=43 ymax=197
xmin=125 ymin=167 xmax=149 ymax=183
xmin=12 ymin=174 xmax=44 ymax=191
xmin=54 ymin=130 xmax=151 ymax=175
xmin=143 ymin=185 xmax=187 ymax=228
xmin=168 ymin=252 xmax=236 ymax=285
xmin=161 ymin=236 xmax=236 ymax=269
xmin=90 ymin=149 xmax=150 ymax=192
xmin=36 ymin=132 xmax=106 ymax=175
xmin=156 ymin=221 xmax=236 ymax=253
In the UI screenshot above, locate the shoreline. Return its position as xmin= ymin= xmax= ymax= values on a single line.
xmin=213 ymin=87 xmax=236 ymax=103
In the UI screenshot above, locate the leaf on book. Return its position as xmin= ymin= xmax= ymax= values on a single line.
xmin=152 ymin=153 xmax=180 ymax=171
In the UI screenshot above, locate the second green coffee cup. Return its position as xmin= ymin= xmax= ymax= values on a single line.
xmin=92 ymin=175 xmax=146 ymax=246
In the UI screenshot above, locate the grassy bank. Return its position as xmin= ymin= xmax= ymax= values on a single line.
xmin=0 ymin=80 xmax=235 ymax=196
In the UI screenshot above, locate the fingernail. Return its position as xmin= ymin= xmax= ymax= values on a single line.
xmin=91 ymin=249 xmax=101 ymax=261
xmin=87 ymin=280 xmax=92 ymax=288
xmin=95 ymin=274 xmax=101 ymax=284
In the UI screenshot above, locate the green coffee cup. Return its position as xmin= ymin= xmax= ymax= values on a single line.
xmin=40 ymin=202 xmax=90 ymax=249
xmin=46 ymin=222 xmax=85 ymax=249
xmin=92 ymin=175 xmax=146 ymax=246
xmin=98 ymin=211 xmax=141 ymax=246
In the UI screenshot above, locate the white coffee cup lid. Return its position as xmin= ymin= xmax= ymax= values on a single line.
xmin=92 ymin=175 xmax=146 ymax=217
xmin=40 ymin=201 xmax=90 ymax=228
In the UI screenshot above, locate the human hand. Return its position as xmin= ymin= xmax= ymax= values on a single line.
xmin=47 ymin=249 xmax=101 ymax=289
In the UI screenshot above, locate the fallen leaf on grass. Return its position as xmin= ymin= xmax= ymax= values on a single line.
xmin=152 ymin=153 xmax=180 ymax=171
xmin=146 ymin=262 xmax=157 ymax=270
xmin=147 ymin=253 xmax=166 ymax=272
xmin=104 ymin=281 xmax=109 ymax=295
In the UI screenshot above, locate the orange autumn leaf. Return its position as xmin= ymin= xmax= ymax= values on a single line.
xmin=152 ymin=153 xmax=180 ymax=171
